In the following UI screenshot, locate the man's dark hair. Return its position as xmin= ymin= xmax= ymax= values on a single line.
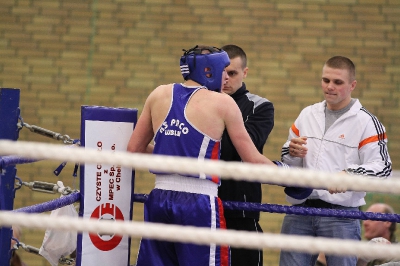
xmin=221 ymin=44 xmax=247 ymax=69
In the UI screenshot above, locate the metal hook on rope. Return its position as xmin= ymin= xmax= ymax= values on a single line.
xmin=17 ymin=120 xmax=77 ymax=145
xmin=18 ymin=242 xmax=40 ymax=256
xmin=59 ymin=256 xmax=75 ymax=265
xmin=14 ymin=176 xmax=23 ymax=191
xmin=22 ymin=181 xmax=75 ymax=195
xmin=12 ymin=241 xmax=76 ymax=265
xmin=11 ymin=237 xmax=20 ymax=251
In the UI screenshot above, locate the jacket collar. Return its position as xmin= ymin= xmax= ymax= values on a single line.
xmin=230 ymin=83 xmax=249 ymax=100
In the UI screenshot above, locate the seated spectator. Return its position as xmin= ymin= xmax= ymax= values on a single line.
xmin=357 ymin=203 xmax=397 ymax=266
xmin=363 ymin=203 xmax=396 ymax=243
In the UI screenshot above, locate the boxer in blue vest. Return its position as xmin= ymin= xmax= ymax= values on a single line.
xmin=127 ymin=45 xmax=309 ymax=266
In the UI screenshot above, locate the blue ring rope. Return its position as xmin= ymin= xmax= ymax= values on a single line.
xmin=134 ymin=193 xmax=400 ymax=223
xmin=0 ymin=156 xmax=40 ymax=168
xmin=9 ymin=193 xmax=400 ymax=224
xmin=13 ymin=192 xmax=80 ymax=213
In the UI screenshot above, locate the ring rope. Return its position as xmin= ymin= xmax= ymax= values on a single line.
xmin=2 ymin=140 xmax=400 ymax=263
xmin=0 ymin=155 xmax=40 ymax=167
xmin=133 ymin=194 xmax=400 ymax=223
xmin=0 ymin=140 xmax=399 ymax=194
xmin=223 ymin=200 xmax=400 ymax=222
xmin=0 ymin=211 xmax=399 ymax=262
xmin=13 ymin=192 xmax=80 ymax=213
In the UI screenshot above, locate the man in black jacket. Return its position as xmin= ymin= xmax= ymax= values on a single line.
xmin=218 ymin=44 xmax=274 ymax=266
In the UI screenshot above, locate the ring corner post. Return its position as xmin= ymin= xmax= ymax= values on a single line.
xmin=0 ymin=88 xmax=21 ymax=264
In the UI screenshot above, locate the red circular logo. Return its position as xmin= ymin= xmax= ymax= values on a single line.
xmin=89 ymin=203 xmax=124 ymax=251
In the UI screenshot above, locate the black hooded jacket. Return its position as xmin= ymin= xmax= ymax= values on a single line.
xmin=218 ymin=83 xmax=274 ymax=220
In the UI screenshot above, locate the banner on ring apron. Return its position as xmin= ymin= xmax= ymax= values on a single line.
xmin=76 ymin=106 xmax=137 ymax=266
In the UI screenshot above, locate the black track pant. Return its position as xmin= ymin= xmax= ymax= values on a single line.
xmin=225 ymin=217 xmax=263 ymax=266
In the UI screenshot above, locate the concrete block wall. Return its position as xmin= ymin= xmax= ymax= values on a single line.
xmin=1 ymin=0 xmax=399 ymax=265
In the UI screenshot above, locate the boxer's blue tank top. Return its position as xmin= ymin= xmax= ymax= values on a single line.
xmin=151 ymin=83 xmax=221 ymax=184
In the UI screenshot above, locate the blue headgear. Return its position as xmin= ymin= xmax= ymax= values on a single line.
xmin=180 ymin=45 xmax=230 ymax=92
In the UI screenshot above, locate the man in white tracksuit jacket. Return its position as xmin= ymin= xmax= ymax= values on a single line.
xmin=279 ymin=56 xmax=392 ymax=266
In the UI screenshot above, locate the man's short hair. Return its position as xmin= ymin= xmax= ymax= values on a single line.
xmin=221 ymin=44 xmax=247 ymax=69
xmin=325 ymin=56 xmax=356 ymax=82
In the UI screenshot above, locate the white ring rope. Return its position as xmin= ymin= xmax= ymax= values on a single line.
xmin=0 ymin=140 xmax=398 ymax=194
xmin=0 ymin=211 xmax=399 ymax=261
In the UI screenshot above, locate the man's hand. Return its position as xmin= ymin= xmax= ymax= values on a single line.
xmin=289 ymin=136 xmax=308 ymax=158
xmin=328 ymin=171 xmax=348 ymax=194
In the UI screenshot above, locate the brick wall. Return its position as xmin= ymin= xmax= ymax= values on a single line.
xmin=1 ymin=0 xmax=399 ymax=265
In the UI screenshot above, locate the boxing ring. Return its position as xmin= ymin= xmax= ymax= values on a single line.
xmin=0 ymin=87 xmax=137 ymax=265
xmin=1 ymin=87 xmax=400 ymax=265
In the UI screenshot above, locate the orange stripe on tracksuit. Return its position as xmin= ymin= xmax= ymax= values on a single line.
xmin=291 ymin=123 xmax=300 ymax=137
xmin=359 ymin=133 xmax=387 ymax=149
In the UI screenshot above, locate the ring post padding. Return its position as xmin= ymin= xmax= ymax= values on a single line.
xmin=0 ymin=88 xmax=20 ymax=264
xmin=76 ymin=105 xmax=137 ymax=266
